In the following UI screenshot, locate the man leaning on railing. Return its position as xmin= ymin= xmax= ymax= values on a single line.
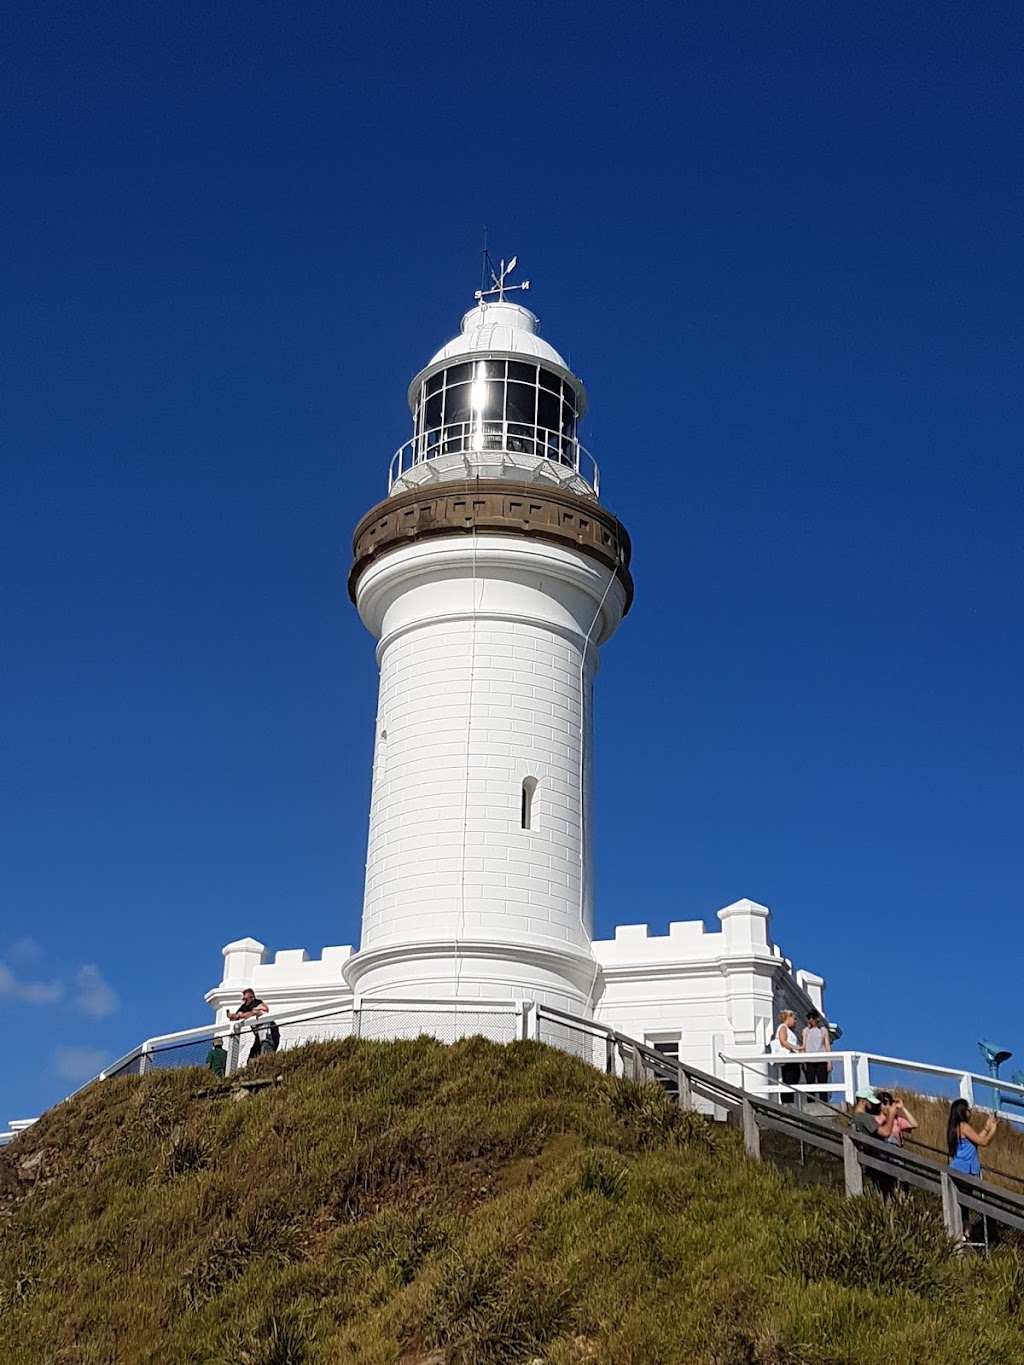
xmin=227 ymin=988 xmax=269 ymax=1024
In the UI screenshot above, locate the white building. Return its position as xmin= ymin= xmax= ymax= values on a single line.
xmin=207 ymin=266 xmax=825 ymax=1077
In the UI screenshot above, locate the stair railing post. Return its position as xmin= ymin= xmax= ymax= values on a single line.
xmin=137 ymin=1043 xmax=151 ymax=1077
xmin=842 ymin=1053 xmax=856 ymax=1106
xmin=959 ymin=1073 xmax=975 ymax=1105
xmin=631 ymin=1046 xmax=644 ymax=1083
xmin=742 ymin=1098 xmax=761 ymax=1160
xmin=854 ymin=1053 xmax=871 ymax=1094
xmin=225 ymin=1026 xmax=241 ymax=1077
xmin=677 ymin=1061 xmax=693 ymax=1110
xmin=842 ymin=1134 xmax=864 ymax=1197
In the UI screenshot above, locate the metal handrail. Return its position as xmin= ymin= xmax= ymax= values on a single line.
xmin=96 ymin=999 xmax=359 ymax=1081
xmin=721 ymin=1045 xmax=1024 ymax=1119
xmin=12 ymin=991 xmax=1024 ymax=1241
xmin=388 ymin=422 xmax=600 ymax=495
xmin=532 ymin=1003 xmax=1024 ymax=1240
xmin=74 ymin=995 xmax=525 ymax=1090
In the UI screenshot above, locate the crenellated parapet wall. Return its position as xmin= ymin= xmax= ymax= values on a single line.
xmin=205 ymin=899 xmax=826 ymax=1075
xmin=592 ymin=899 xmax=825 ymax=1078
xmin=205 ymin=938 xmax=354 ymax=1022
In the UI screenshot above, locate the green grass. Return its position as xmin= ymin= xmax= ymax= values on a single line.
xmin=2 ymin=1036 xmax=1024 ymax=1363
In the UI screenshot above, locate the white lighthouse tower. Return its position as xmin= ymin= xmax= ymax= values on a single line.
xmin=209 ymin=264 xmax=827 ymax=1075
xmin=343 ymin=262 xmax=633 ymax=1015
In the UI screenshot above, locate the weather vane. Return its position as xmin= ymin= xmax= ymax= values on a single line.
xmin=475 ymin=252 xmax=530 ymax=303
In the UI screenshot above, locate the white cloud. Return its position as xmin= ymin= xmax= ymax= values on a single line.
xmin=7 ymin=937 xmax=42 ymax=965
xmin=73 ymin=964 xmax=118 ymax=1019
xmin=0 ymin=961 xmax=64 ymax=1006
xmin=52 ymin=1045 xmax=108 ymax=1083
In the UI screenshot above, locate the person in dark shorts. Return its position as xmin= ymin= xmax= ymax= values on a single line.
xmin=247 ymin=1018 xmax=281 ymax=1062
xmin=801 ymin=1009 xmax=832 ymax=1102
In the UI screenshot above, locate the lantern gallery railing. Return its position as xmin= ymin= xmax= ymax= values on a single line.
xmin=388 ymin=422 xmax=600 ymax=495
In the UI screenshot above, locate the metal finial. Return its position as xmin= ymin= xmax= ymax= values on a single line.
xmin=475 ymin=252 xmax=530 ymax=304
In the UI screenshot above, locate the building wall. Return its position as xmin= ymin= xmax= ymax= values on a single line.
xmin=205 ymin=938 xmax=354 ymax=1022
xmin=591 ymin=900 xmax=822 ymax=1084
xmin=345 ymin=534 xmax=626 ymax=1009
xmin=207 ymin=900 xmax=825 ymax=1081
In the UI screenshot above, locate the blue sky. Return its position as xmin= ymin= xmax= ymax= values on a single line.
xmin=3 ymin=2 xmax=1022 ymax=1122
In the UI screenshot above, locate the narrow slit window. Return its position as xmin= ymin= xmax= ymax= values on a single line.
xmin=521 ymin=776 xmax=538 ymax=830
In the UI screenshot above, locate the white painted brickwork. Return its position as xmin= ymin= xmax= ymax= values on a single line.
xmin=345 ymin=534 xmax=626 ymax=1009
xmin=363 ymin=618 xmax=590 ymax=946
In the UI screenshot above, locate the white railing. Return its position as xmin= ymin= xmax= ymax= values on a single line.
xmin=0 ymin=1119 xmax=35 ymax=1147
xmin=720 ymin=1047 xmax=1024 ymax=1125
xmin=10 ymin=1001 xmax=1024 ymax=1148
xmin=388 ymin=421 xmax=600 ymax=495
xmin=97 ymin=1000 xmax=360 ymax=1082
xmin=61 ymin=996 xmax=529 ymax=1093
xmin=10 ymin=998 xmax=1024 ymax=1242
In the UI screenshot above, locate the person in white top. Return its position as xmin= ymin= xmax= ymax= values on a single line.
xmin=770 ymin=1009 xmax=802 ymax=1105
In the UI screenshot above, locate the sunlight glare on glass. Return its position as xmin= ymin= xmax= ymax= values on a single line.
xmin=470 ymin=361 xmax=488 ymax=412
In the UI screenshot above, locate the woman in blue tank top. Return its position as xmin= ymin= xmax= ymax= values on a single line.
xmin=946 ymin=1098 xmax=997 ymax=1176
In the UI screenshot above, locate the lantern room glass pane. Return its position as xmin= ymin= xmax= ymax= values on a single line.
xmin=539 ymin=368 xmax=561 ymax=394
xmin=537 ymin=387 xmax=560 ymax=433
xmin=507 ymin=361 xmax=536 ymax=383
xmin=507 ymin=423 xmax=535 ymax=453
xmin=444 ymin=383 xmax=472 ymax=425
xmin=506 ymin=382 xmax=536 ymax=424
xmin=471 ymin=378 xmax=503 ymax=419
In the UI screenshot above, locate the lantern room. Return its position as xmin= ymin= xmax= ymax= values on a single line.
xmin=389 ymin=298 xmax=600 ymax=498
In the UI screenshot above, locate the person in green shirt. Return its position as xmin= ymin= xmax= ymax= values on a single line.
xmin=205 ymin=1037 xmax=227 ymax=1078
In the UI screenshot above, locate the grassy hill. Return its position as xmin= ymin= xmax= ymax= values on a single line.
xmin=2 ymin=1036 xmax=1024 ymax=1364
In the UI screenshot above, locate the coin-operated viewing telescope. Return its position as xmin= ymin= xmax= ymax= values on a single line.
xmin=978 ymin=1039 xmax=1012 ymax=1078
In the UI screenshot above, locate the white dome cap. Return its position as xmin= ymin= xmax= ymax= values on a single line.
xmin=427 ymin=301 xmax=569 ymax=370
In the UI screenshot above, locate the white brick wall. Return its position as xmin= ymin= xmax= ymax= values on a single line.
xmin=347 ymin=534 xmax=627 ymax=1007
xmin=592 ymin=900 xmax=823 ymax=1079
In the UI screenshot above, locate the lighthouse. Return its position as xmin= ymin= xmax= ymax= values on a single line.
xmin=342 ymin=262 xmax=633 ymax=1015
xmin=210 ymin=264 xmax=827 ymax=1075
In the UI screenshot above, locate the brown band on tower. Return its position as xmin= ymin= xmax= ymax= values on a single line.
xmin=349 ymin=480 xmax=633 ymax=611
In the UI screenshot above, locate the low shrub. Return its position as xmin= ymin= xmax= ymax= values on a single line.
xmin=789 ymin=1193 xmax=956 ymax=1296
xmin=575 ymin=1153 xmax=628 ymax=1202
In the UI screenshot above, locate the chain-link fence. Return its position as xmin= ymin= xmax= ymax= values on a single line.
xmin=104 ymin=1051 xmax=146 ymax=1079
xmin=149 ymin=1034 xmax=222 ymax=1071
xmin=63 ymin=999 xmax=602 ymax=1101
xmin=278 ymin=1008 xmax=354 ymax=1052
xmin=358 ymin=1004 xmax=520 ymax=1046
xmin=535 ymin=1011 xmax=610 ymax=1071
xmin=89 ymin=1001 xmax=521 ymax=1092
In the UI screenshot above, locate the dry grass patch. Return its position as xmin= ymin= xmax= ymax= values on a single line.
xmin=2 ymin=1038 xmax=1024 ymax=1363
